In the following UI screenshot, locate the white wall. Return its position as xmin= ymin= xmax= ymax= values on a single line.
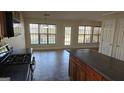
xmin=24 ymin=18 xmax=101 ymax=50
xmin=0 ymin=13 xmax=26 ymax=49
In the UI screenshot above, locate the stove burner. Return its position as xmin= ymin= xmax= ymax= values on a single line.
xmin=1 ymin=54 xmax=31 ymax=65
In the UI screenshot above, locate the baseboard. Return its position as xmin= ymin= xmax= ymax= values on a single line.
xmin=32 ymin=46 xmax=99 ymax=51
xmin=32 ymin=47 xmax=65 ymax=51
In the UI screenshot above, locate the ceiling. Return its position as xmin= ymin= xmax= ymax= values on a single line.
xmin=22 ymin=11 xmax=117 ymax=21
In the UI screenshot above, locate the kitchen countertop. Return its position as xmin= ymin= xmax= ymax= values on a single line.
xmin=67 ymin=49 xmax=124 ymax=81
xmin=11 ymin=48 xmax=32 ymax=55
xmin=0 ymin=64 xmax=30 ymax=81
xmin=0 ymin=48 xmax=32 ymax=81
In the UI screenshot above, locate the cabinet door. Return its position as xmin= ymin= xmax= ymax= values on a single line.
xmin=71 ymin=60 xmax=77 ymax=81
xmin=5 ymin=12 xmax=14 ymax=37
xmin=77 ymin=64 xmax=86 ymax=81
xmin=86 ymin=66 xmax=103 ymax=81
xmin=112 ymin=18 xmax=124 ymax=61
xmin=0 ymin=11 xmax=6 ymax=39
xmin=99 ymin=19 xmax=116 ymax=56
xmin=69 ymin=57 xmax=77 ymax=81
xmin=0 ymin=12 xmax=3 ymax=39
xmin=0 ymin=13 xmax=1 ymax=39
xmin=69 ymin=56 xmax=86 ymax=81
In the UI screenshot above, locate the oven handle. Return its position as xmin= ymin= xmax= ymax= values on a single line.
xmin=30 ymin=56 xmax=36 ymax=80
xmin=30 ymin=56 xmax=36 ymax=72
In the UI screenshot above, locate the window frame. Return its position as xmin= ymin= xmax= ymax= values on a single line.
xmin=64 ymin=26 xmax=71 ymax=46
xmin=78 ymin=25 xmax=92 ymax=44
xmin=29 ymin=23 xmax=57 ymax=45
xmin=78 ymin=26 xmax=101 ymax=44
xmin=30 ymin=24 xmax=39 ymax=44
xmin=92 ymin=26 xmax=101 ymax=44
xmin=47 ymin=25 xmax=56 ymax=44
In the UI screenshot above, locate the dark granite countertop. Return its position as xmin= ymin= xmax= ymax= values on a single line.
xmin=67 ymin=49 xmax=124 ymax=81
xmin=0 ymin=48 xmax=32 ymax=81
xmin=0 ymin=64 xmax=30 ymax=81
xmin=11 ymin=48 xmax=32 ymax=55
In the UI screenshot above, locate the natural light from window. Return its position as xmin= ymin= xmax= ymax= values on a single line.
xmin=30 ymin=24 xmax=56 ymax=45
xmin=64 ymin=27 xmax=71 ymax=45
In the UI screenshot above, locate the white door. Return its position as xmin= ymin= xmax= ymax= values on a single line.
xmin=100 ymin=19 xmax=116 ymax=56
xmin=112 ymin=18 xmax=124 ymax=61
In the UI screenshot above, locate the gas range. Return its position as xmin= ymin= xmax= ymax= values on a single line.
xmin=1 ymin=54 xmax=31 ymax=65
xmin=0 ymin=45 xmax=35 ymax=80
xmin=0 ymin=44 xmax=32 ymax=65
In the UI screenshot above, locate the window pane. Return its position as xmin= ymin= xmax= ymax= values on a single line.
xmin=78 ymin=26 xmax=85 ymax=43
xmin=40 ymin=24 xmax=47 ymax=34
xmin=65 ymin=27 xmax=71 ymax=45
xmin=93 ymin=27 xmax=99 ymax=34
xmin=40 ymin=35 xmax=47 ymax=44
xmin=13 ymin=23 xmax=21 ymax=35
xmin=48 ymin=35 xmax=55 ymax=44
xmin=99 ymin=27 xmax=101 ymax=34
xmin=30 ymin=24 xmax=38 ymax=44
xmin=78 ymin=35 xmax=84 ymax=43
xmin=93 ymin=35 xmax=98 ymax=43
xmin=48 ymin=25 xmax=56 ymax=34
xmin=85 ymin=26 xmax=92 ymax=34
xmin=78 ymin=26 xmax=92 ymax=44
xmin=79 ymin=26 xmax=85 ymax=34
xmin=48 ymin=25 xmax=56 ymax=44
xmin=30 ymin=33 xmax=38 ymax=44
xmin=30 ymin=24 xmax=38 ymax=33
xmin=93 ymin=27 xmax=101 ymax=43
xmin=85 ymin=35 xmax=91 ymax=43
xmin=30 ymin=24 xmax=56 ymax=45
xmin=85 ymin=26 xmax=92 ymax=31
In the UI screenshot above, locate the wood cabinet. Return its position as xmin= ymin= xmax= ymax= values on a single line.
xmin=77 ymin=64 xmax=85 ymax=80
xmin=5 ymin=12 xmax=14 ymax=37
xmin=69 ymin=57 xmax=78 ymax=80
xmin=86 ymin=66 xmax=103 ymax=81
xmin=69 ymin=55 xmax=107 ymax=81
xmin=0 ymin=11 xmax=15 ymax=41
xmin=0 ymin=11 xmax=6 ymax=40
xmin=69 ymin=55 xmax=86 ymax=81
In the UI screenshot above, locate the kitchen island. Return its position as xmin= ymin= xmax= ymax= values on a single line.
xmin=68 ymin=49 xmax=124 ymax=81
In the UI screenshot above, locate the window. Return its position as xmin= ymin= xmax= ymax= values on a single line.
xmin=48 ymin=25 xmax=56 ymax=44
xmin=30 ymin=24 xmax=56 ymax=44
xmin=13 ymin=23 xmax=21 ymax=36
xmin=39 ymin=24 xmax=47 ymax=44
xmin=30 ymin=24 xmax=39 ymax=44
xmin=64 ymin=27 xmax=71 ymax=45
xmin=78 ymin=26 xmax=92 ymax=43
xmin=92 ymin=27 xmax=101 ymax=43
xmin=85 ymin=26 xmax=92 ymax=43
